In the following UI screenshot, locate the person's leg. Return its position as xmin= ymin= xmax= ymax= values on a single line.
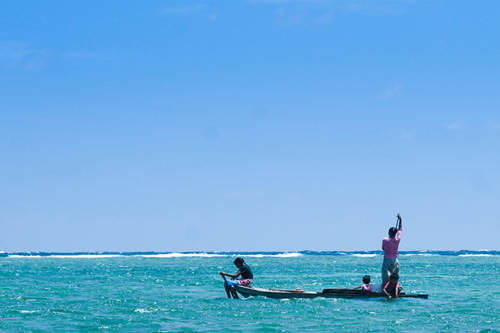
xmin=394 ymin=259 xmax=400 ymax=275
xmin=382 ymin=259 xmax=390 ymax=286
xmin=383 ymin=259 xmax=399 ymax=285
xmin=238 ymin=279 xmax=252 ymax=287
xmin=387 ymin=259 xmax=397 ymax=277
xmin=226 ymin=279 xmax=239 ymax=287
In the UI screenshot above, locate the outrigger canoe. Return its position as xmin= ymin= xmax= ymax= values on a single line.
xmin=234 ymin=285 xmax=428 ymax=299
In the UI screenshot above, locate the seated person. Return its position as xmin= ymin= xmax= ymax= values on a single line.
xmin=353 ymin=275 xmax=373 ymax=291
xmin=220 ymin=257 xmax=253 ymax=287
xmin=383 ymin=273 xmax=403 ymax=298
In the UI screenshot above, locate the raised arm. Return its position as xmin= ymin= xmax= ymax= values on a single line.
xmin=397 ymin=213 xmax=403 ymax=231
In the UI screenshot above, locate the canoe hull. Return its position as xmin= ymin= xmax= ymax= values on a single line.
xmin=235 ymin=286 xmax=320 ymax=299
xmin=234 ymin=286 xmax=428 ymax=299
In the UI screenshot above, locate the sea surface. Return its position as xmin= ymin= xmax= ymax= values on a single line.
xmin=0 ymin=251 xmax=498 ymax=332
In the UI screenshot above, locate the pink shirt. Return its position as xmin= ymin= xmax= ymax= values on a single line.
xmin=382 ymin=230 xmax=402 ymax=259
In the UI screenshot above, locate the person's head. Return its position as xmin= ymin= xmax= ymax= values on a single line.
xmin=362 ymin=275 xmax=371 ymax=284
xmin=389 ymin=273 xmax=399 ymax=283
xmin=388 ymin=227 xmax=398 ymax=238
xmin=234 ymin=257 xmax=245 ymax=268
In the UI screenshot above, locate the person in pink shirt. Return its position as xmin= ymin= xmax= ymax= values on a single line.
xmin=381 ymin=214 xmax=403 ymax=285
xmin=352 ymin=275 xmax=373 ymax=292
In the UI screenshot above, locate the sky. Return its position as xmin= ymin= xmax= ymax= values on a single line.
xmin=0 ymin=0 xmax=499 ymax=252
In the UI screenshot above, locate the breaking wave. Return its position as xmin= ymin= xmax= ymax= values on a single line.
xmin=1 ymin=250 xmax=498 ymax=258
xmin=136 ymin=253 xmax=225 ymax=258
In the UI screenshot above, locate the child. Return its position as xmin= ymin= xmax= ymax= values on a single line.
xmin=220 ymin=257 xmax=253 ymax=287
xmin=383 ymin=273 xmax=402 ymax=298
xmin=353 ymin=275 xmax=373 ymax=291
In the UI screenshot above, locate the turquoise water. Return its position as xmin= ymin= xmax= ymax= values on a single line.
xmin=0 ymin=253 xmax=499 ymax=332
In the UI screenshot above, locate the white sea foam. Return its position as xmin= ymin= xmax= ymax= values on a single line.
xmin=241 ymin=253 xmax=302 ymax=258
xmin=351 ymin=254 xmax=377 ymax=258
xmin=458 ymin=254 xmax=493 ymax=257
xmin=136 ymin=253 xmax=225 ymax=258
xmin=137 ymin=252 xmax=302 ymax=258
xmin=51 ymin=255 xmax=121 ymax=258
xmin=8 ymin=255 xmax=121 ymax=259
xmin=401 ymin=254 xmax=435 ymax=257
xmin=8 ymin=255 xmax=42 ymax=258
xmin=6 ymin=252 xmax=303 ymax=259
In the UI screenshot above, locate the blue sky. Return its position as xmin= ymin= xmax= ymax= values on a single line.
xmin=1 ymin=0 xmax=499 ymax=252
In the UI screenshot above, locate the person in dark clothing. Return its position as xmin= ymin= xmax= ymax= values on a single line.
xmin=383 ymin=273 xmax=403 ymax=298
xmin=220 ymin=257 xmax=253 ymax=287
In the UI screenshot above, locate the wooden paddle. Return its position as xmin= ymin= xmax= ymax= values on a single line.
xmin=220 ymin=273 xmax=232 ymax=298
xmin=220 ymin=273 xmax=239 ymax=299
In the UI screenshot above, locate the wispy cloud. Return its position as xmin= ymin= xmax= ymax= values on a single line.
xmin=273 ymin=6 xmax=334 ymax=26
xmin=444 ymin=121 xmax=465 ymax=131
xmin=399 ymin=130 xmax=415 ymax=140
xmin=0 ymin=41 xmax=111 ymax=71
xmin=160 ymin=3 xmax=206 ymax=15
xmin=342 ymin=0 xmax=412 ymax=15
xmin=254 ymin=0 xmax=325 ymax=3
xmin=379 ymin=82 xmax=403 ymax=99
xmin=253 ymin=0 xmax=415 ymax=27
xmin=61 ymin=51 xmax=112 ymax=61
xmin=158 ymin=3 xmax=217 ymax=21
xmin=0 ymin=42 xmax=49 ymax=71
xmin=488 ymin=120 xmax=500 ymax=131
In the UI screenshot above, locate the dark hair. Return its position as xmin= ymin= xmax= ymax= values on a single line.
xmin=389 ymin=273 xmax=399 ymax=281
xmin=234 ymin=257 xmax=244 ymax=266
xmin=362 ymin=275 xmax=371 ymax=284
xmin=388 ymin=227 xmax=398 ymax=238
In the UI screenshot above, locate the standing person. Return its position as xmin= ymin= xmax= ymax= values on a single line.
xmin=381 ymin=213 xmax=403 ymax=286
xmin=220 ymin=257 xmax=253 ymax=287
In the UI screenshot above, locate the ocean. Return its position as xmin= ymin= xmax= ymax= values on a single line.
xmin=0 ymin=251 xmax=498 ymax=332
